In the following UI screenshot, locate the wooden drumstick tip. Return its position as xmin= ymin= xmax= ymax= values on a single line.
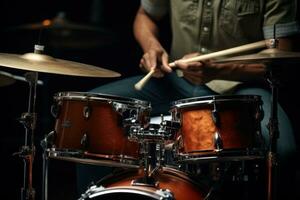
xmin=134 ymin=82 xmax=143 ymax=91
xmin=134 ymin=69 xmax=155 ymax=91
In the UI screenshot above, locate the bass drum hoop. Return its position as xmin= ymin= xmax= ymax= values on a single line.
xmin=83 ymin=186 xmax=170 ymax=200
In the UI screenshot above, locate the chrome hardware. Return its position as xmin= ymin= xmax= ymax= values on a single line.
xmin=80 ymin=133 xmax=89 ymax=149
xmin=213 ymin=131 xmax=223 ymax=152
xmin=211 ymin=99 xmax=221 ymax=128
xmin=83 ymin=105 xmax=91 ymax=119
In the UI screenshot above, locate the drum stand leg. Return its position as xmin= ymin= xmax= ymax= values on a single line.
xmin=42 ymin=153 xmax=49 ymax=200
xmin=14 ymin=71 xmax=39 ymax=200
xmin=266 ymin=63 xmax=281 ymax=200
xmin=40 ymin=135 xmax=51 ymax=200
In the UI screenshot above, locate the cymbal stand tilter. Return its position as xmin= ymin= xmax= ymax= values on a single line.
xmin=14 ymin=45 xmax=44 ymax=200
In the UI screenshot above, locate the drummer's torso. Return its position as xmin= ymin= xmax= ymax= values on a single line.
xmin=169 ymin=0 xmax=264 ymax=60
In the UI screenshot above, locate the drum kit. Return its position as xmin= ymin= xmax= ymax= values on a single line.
xmin=0 ymin=39 xmax=299 ymax=200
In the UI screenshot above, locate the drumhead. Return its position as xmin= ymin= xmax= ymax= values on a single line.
xmin=54 ymin=91 xmax=150 ymax=107
xmin=170 ymin=95 xmax=262 ymax=109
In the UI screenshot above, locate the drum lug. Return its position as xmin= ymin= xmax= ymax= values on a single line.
xmin=173 ymin=135 xmax=183 ymax=152
xmin=51 ymin=103 xmax=61 ymax=119
xmin=80 ymin=133 xmax=89 ymax=149
xmin=111 ymin=101 xmax=126 ymax=114
xmin=112 ymin=102 xmax=136 ymax=126
xmin=83 ymin=105 xmax=92 ymax=119
xmin=171 ymin=108 xmax=181 ymax=122
xmin=211 ymin=102 xmax=221 ymax=128
xmin=40 ymin=130 xmax=56 ymax=149
xmin=155 ymin=189 xmax=174 ymax=200
xmin=79 ymin=185 xmax=105 ymax=200
xmin=213 ymin=131 xmax=223 ymax=152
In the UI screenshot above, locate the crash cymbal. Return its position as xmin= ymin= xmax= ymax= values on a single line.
xmin=0 ymin=53 xmax=121 ymax=77
xmin=5 ymin=12 xmax=117 ymax=49
xmin=0 ymin=71 xmax=16 ymax=87
xmin=8 ymin=12 xmax=108 ymax=32
xmin=215 ymin=48 xmax=300 ymax=63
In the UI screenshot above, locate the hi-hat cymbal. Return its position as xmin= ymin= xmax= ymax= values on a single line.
xmin=215 ymin=48 xmax=300 ymax=63
xmin=0 ymin=71 xmax=16 ymax=87
xmin=0 ymin=53 xmax=121 ymax=77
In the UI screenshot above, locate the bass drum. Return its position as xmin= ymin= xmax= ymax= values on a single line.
xmin=79 ymin=167 xmax=207 ymax=200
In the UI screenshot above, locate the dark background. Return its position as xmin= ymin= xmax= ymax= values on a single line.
xmin=0 ymin=1 xmax=143 ymax=199
xmin=0 ymin=1 xmax=299 ymax=200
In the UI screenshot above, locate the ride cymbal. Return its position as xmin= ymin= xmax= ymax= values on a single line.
xmin=0 ymin=53 xmax=121 ymax=77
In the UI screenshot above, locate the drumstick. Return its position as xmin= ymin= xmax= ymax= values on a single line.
xmin=134 ymin=68 xmax=156 ymax=91
xmin=134 ymin=40 xmax=267 ymax=90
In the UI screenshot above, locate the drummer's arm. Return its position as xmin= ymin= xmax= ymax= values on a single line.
xmin=133 ymin=4 xmax=172 ymax=76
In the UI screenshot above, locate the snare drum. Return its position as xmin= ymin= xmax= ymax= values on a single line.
xmin=79 ymin=167 xmax=207 ymax=200
xmin=170 ymin=95 xmax=265 ymax=162
xmin=47 ymin=92 xmax=151 ymax=167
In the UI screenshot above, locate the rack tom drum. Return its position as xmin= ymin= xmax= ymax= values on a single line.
xmin=47 ymin=92 xmax=151 ymax=167
xmin=170 ymin=95 xmax=265 ymax=163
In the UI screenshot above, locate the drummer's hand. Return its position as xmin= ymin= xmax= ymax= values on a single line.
xmin=139 ymin=42 xmax=172 ymax=78
xmin=175 ymin=53 xmax=217 ymax=85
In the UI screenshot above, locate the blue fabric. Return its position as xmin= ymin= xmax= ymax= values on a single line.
xmin=90 ymin=72 xmax=218 ymax=116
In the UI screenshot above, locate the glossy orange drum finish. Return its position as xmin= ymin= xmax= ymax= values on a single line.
xmin=50 ymin=92 xmax=151 ymax=163
xmin=170 ymin=95 xmax=264 ymax=160
xmin=82 ymin=167 xmax=206 ymax=200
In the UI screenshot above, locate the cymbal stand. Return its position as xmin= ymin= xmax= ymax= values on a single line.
xmin=264 ymin=35 xmax=281 ymax=200
xmin=40 ymin=130 xmax=54 ymax=200
xmin=16 ymin=71 xmax=38 ymax=200
xmin=266 ymin=61 xmax=281 ymax=200
xmin=15 ymin=45 xmax=44 ymax=200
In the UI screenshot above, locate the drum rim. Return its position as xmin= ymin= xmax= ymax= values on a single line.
xmin=170 ymin=94 xmax=262 ymax=109
xmin=85 ymin=186 xmax=167 ymax=200
xmin=53 ymin=91 xmax=150 ymax=107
